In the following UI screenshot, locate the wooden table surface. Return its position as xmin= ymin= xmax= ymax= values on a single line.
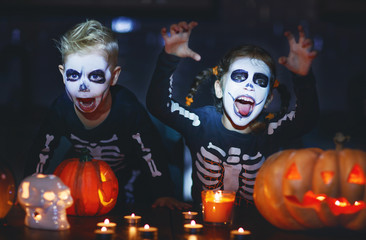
xmin=0 ymin=203 xmax=365 ymax=240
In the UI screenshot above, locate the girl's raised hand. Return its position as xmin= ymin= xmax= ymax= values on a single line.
xmin=278 ymin=25 xmax=317 ymax=76
xmin=161 ymin=21 xmax=201 ymax=61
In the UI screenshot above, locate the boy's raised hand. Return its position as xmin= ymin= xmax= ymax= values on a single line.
xmin=162 ymin=21 xmax=201 ymax=61
xmin=278 ymin=25 xmax=317 ymax=76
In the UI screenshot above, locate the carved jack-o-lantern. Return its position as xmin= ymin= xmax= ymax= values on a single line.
xmin=253 ymin=140 xmax=366 ymax=230
xmin=54 ymin=149 xmax=119 ymax=216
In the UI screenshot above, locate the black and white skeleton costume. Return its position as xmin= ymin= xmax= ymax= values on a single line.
xmin=26 ymin=85 xmax=174 ymax=206
xmin=147 ymin=51 xmax=319 ymax=205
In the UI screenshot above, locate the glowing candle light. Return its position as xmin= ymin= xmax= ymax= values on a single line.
xmin=97 ymin=218 xmax=116 ymax=231
xmin=124 ymin=213 xmax=142 ymax=225
xmin=201 ymin=190 xmax=236 ymax=225
xmin=138 ymin=224 xmax=157 ymax=239
xmin=230 ymin=227 xmax=252 ymax=240
xmin=182 ymin=211 xmax=198 ymax=220
xmin=184 ymin=220 xmax=203 ymax=234
xmin=94 ymin=226 xmax=114 ymax=240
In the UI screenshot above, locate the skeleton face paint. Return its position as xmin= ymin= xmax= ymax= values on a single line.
xmin=62 ymin=52 xmax=113 ymax=113
xmin=221 ymin=57 xmax=271 ymax=127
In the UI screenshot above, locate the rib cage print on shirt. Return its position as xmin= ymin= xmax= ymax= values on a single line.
xmin=69 ymin=133 xmax=126 ymax=172
xmin=195 ymin=141 xmax=264 ymax=203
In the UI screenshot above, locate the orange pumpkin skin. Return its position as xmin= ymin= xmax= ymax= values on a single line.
xmin=54 ymin=158 xmax=119 ymax=216
xmin=253 ymin=148 xmax=366 ymax=230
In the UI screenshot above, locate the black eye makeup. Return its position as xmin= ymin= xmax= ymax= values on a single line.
xmin=231 ymin=69 xmax=248 ymax=82
xmin=66 ymin=69 xmax=81 ymax=82
xmin=88 ymin=70 xmax=106 ymax=84
xmin=253 ymin=73 xmax=269 ymax=88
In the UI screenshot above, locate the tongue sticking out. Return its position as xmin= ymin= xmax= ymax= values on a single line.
xmin=235 ymin=101 xmax=253 ymax=116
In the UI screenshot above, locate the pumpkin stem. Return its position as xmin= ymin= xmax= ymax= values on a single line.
xmin=79 ymin=148 xmax=92 ymax=162
xmin=333 ymin=132 xmax=350 ymax=150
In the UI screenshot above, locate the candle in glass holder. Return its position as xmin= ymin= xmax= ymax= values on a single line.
xmin=182 ymin=211 xmax=198 ymax=220
xmin=94 ymin=226 xmax=114 ymax=240
xmin=124 ymin=213 xmax=141 ymax=225
xmin=201 ymin=190 xmax=236 ymax=225
xmin=138 ymin=224 xmax=157 ymax=239
xmin=97 ymin=218 xmax=117 ymax=231
xmin=184 ymin=220 xmax=203 ymax=234
xmin=230 ymin=227 xmax=252 ymax=240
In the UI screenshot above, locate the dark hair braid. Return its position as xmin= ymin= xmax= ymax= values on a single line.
xmin=185 ymin=68 xmax=217 ymax=106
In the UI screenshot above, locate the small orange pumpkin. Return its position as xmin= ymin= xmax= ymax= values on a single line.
xmin=253 ymin=134 xmax=366 ymax=230
xmin=54 ymin=149 xmax=119 ymax=216
xmin=0 ymin=163 xmax=16 ymax=221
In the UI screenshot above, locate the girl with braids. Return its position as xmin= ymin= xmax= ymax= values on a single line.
xmin=147 ymin=21 xmax=319 ymax=206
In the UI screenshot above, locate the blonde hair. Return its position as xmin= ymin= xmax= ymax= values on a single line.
xmin=56 ymin=19 xmax=119 ymax=68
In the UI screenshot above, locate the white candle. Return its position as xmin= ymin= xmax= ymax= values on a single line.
xmin=138 ymin=224 xmax=157 ymax=239
xmin=184 ymin=220 xmax=203 ymax=234
xmin=94 ymin=226 xmax=114 ymax=240
xmin=230 ymin=227 xmax=252 ymax=240
xmin=182 ymin=211 xmax=198 ymax=220
xmin=97 ymin=218 xmax=117 ymax=231
xmin=124 ymin=213 xmax=142 ymax=225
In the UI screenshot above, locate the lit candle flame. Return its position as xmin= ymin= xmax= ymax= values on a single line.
xmin=214 ymin=192 xmax=222 ymax=202
xmin=238 ymin=227 xmax=244 ymax=232
xmin=101 ymin=227 xmax=107 ymax=232
xmin=316 ymin=196 xmax=326 ymax=201
xmin=335 ymin=200 xmax=348 ymax=207
xmin=104 ymin=219 xmax=110 ymax=224
xmin=144 ymin=224 xmax=150 ymax=229
xmin=190 ymin=220 xmax=196 ymax=226
xmin=131 ymin=213 xmax=135 ymax=217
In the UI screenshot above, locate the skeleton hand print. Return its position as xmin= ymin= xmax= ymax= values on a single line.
xmin=195 ymin=142 xmax=265 ymax=202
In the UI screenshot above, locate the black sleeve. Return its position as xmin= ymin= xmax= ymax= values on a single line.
xmin=24 ymin=101 xmax=63 ymax=178
xmin=267 ymin=71 xmax=319 ymax=149
xmin=129 ymin=100 xmax=175 ymax=201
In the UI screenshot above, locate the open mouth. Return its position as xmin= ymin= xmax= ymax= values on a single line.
xmin=77 ymin=98 xmax=96 ymax=112
xmin=285 ymin=191 xmax=366 ymax=216
xmin=234 ymin=96 xmax=255 ymax=117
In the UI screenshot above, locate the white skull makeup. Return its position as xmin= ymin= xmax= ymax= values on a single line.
xmin=220 ymin=57 xmax=271 ymax=128
xmin=61 ymin=52 xmax=114 ymax=113
xmin=17 ymin=174 xmax=73 ymax=230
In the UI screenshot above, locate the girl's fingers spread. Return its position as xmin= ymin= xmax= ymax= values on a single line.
xmin=178 ymin=21 xmax=189 ymax=31
xmin=297 ymin=25 xmax=305 ymax=39
xmin=188 ymin=21 xmax=198 ymax=29
xmin=302 ymin=39 xmax=313 ymax=48
xmin=161 ymin=27 xmax=167 ymax=36
xmin=308 ymin=51 xmax=318 ymax=59
xmin=278 ymin=56 xmax=287 ymax=65
xmin=284 ymin=31 xmax=295 ymax=44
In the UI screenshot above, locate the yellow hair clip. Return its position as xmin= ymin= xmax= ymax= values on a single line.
xmin=265 ymin=113 xmax=275 ymax=120
xmin=185 ymin=96 xmax=193 ymax=106
xmin=212 ymin=66 xmax=218 ymax=76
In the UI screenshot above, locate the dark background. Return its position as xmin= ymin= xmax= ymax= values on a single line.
xmin=1 ymin=0 xmax=365 ymax=194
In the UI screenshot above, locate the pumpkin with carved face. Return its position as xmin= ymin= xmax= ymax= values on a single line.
xmin=54 ymin=149 xmax=119 ymax=216
xmin=253 ymin=147 xmax=366 ymax=230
